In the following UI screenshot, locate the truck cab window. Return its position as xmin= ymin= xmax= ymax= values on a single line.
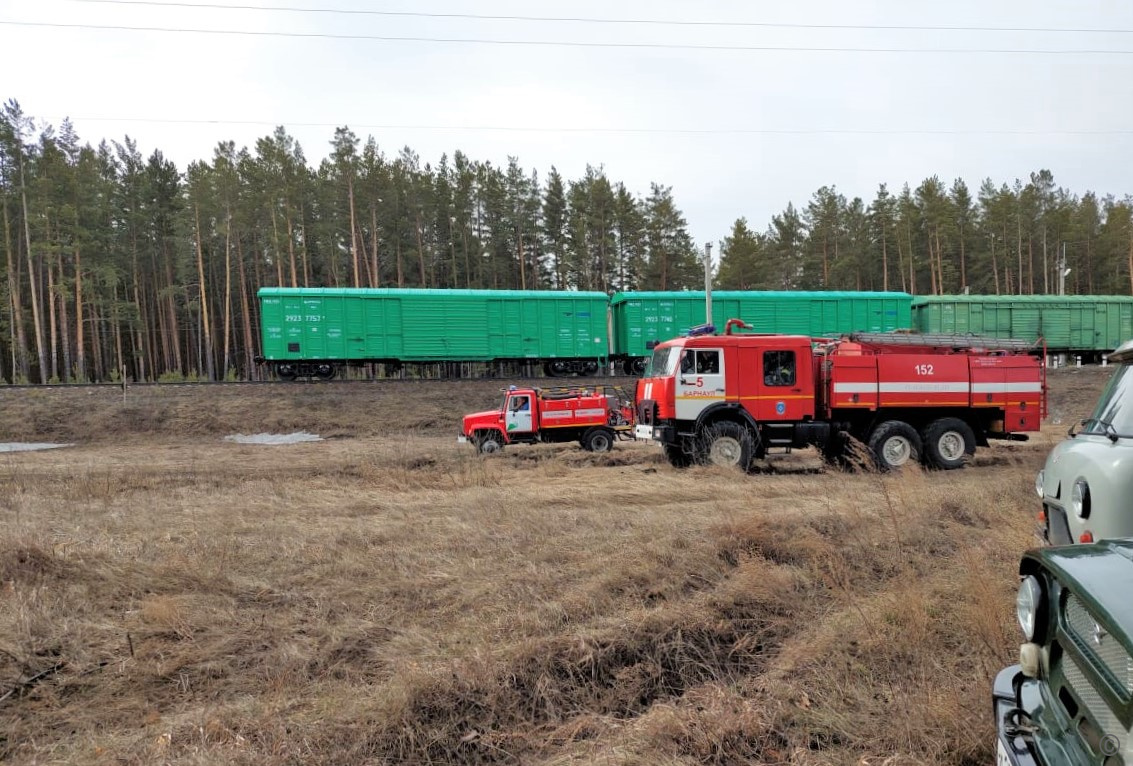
xmin=680 ymin=352 xmax=695 ymax=374
xmin=763 ymin=350 xmax=796 ymax=387
xmin=510 ymin=396 xmax=530 ymax=412
xmin=695 ymin=351 xmax=720 ymax=374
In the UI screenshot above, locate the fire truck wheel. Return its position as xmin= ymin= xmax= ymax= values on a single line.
xmin=475 ymin=432 xmax=504 ymax=454
xmin=922 ymin=418 xmax=976 ymax=470
xmin=702 ymin=422 xmax=755 ymax=470
xmin=664 ymin=444 xmax=694 ymax=468
xmin=582 ymin=427 xmax=614 ymax=453
xmin=867 ymin=421 xmax=921 ymax=471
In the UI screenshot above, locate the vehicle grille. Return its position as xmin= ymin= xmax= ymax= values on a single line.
xmin=1062 ymin=650 xmax=1131 ymax=758
xmin=1065 ymin=593 xmax=1133 ymax=695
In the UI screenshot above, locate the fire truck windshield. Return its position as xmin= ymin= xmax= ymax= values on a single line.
xmin=644 ymin=345 xmax=680 ymax=378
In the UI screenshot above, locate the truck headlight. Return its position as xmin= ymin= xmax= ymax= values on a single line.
xmin=1034 ymin=469 xmax=1045 ymax=499
xmin=1071 ymin=479 xmax=1090 ymax=519
xmin=1016 ymin=575 xmax=1043 ymax=641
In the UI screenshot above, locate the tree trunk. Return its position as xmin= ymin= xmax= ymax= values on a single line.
xmin=21 ymin=175 xmax=47 ymax=382
xmin=47 ymin=249 xmax=58 ymax=381
xmin=348 ymin=177 xmax=360 ymax=288
xmin=3 ymin=200 xmax=29 ymax=381
xmin=237 ymin=238 xmax=255 ymax=380
xmin=73 ymin=241 xmax=84 ymax=381
xmin=415 ymin=212 xmax=426 ymax=286
xmin=285 ymin=209 xmax=298 ymax=288
xmin=193 ymin=203 xmax=215 ymax=380
xmin=223 ymin=210 xmax=233 ymax=379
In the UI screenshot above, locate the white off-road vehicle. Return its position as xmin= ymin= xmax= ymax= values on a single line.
xmin=1037 ymin=339 xmax=1133 ymax=545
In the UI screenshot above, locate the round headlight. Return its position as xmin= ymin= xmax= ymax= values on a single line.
xmin=1071 ymin=479 xmax=1091 ymax=519
xmin=1016 ymin=575 xmax=1043 ymax=641
xmin=1034 ymin=469 xmax=1045 ymax=499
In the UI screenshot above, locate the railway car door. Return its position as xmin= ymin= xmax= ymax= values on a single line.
xmin=675 ymin=348 xmax=725 ymax=420
xmin=505 ymin=393 xmax=534 ymax=434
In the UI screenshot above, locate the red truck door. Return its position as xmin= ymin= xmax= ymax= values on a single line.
xmin=505 ymin=392 xmax=534 ymax=434
xmin=749 ymin=344 xmax=815 ymax=422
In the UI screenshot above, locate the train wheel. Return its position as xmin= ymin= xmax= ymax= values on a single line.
xmin=922 ymin=418 xmax=975 ymax=470
xmin=867 ymin=420 xmax=921 ymax=471
xmin=630 ymin=357 xmax=647 ymax=376
xmin=582 ymin=361 xmax=599 ymax=376
xmin=315 ymin=364 xmax=336 ymax=381
xmin=277 ymin=364 xmax=297 ymax=382
xmin=545 ymin=360 xmax=569 ymax=377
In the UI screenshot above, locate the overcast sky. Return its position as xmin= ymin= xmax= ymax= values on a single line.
xmin=3 ymin=0 xmax=1132 ymax=249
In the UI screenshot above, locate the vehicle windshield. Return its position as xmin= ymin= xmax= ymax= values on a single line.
xmin=1084 ymin=363 xmax=1133 ymax=436
xmin=643 ymin=345 xmax=681 ymax=377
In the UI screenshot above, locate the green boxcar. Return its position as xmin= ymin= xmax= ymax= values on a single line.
xmin=610 ymin=291 xmax=913 ymax=369
xmin=258 ymin=288 xmax=610 ymax=375
xmin=911 ymin=295 xmax=1133 ymax=353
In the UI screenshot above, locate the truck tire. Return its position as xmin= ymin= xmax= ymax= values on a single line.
xmin=867 ymin=420 xmax=921 ymax=471
xmin=701 ymin=422 xmax=755 ymax=471
xmin=582 ymin=427 xmax=615 ymax=453
xmin=922 ymin=417 xmax=976 ymax=470
xmin=475 ymin=431 xmax=504 ymax=454
xmin=663 ymin=443 xmax=694 ymax=468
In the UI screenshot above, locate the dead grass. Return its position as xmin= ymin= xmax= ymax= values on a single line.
xmin=0 ymin=367 xmax=1114 ymax=764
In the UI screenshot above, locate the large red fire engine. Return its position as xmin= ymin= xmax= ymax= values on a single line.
xmin=461 ymin=385 xmax=635 ymax=454
xmin=634 ymin=321 xmax=1045 ymax=471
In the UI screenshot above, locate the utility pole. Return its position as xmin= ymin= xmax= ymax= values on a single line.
xmin=704 ymin=242 xmax=713 ymax=325
xmin=1058 ymin=241 xmax=1070 ymax=296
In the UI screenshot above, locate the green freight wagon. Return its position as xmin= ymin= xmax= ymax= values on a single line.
xmin=911 ymin=295 xmax=1133 ymax=356
xmin=257 ymin=288 xmax=610 ymax=379
xmin=610 ymin=291 xmax=913 ymax=374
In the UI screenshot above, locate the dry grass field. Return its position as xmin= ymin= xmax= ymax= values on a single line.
xmin=0 ymin=367 xmax=1113 ymax=765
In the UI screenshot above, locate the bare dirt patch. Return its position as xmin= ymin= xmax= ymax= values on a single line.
xmin=0 ymin=366 xmax=1114 ymax=764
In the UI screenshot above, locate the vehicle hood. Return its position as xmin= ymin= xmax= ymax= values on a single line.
xmin=1024 ymin=539 xmax=1133 ymax=636
xmin=462 ymin=409 xmax=503 ymax=432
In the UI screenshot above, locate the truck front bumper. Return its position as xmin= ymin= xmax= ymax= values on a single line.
xmin=635 ymin=424 xmax=675 ymax=443
xmin=993 ymin=666 xmax=1040 ymax=766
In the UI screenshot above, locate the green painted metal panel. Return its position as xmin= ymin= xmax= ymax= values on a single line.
xmin=913 ymin=295 xmax=1133 ymax=351
xmin=609 ymin=291 xmax=913 ymax=357
xmin=258 ymin=288 xmax=608 ymax=362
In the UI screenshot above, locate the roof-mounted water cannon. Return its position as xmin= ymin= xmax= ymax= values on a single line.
xmin=724 ymin=318 xmax=753 ymax=335
xmin=686 ymin=323 xmax=717 ymax=337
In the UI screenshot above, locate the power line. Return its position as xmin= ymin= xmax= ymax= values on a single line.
xmin=54 ymin=117 xmax=1133 ymax=135
xmin=5 ymin=20 xmax=1133 ymax=54
xmin=64 ymin=0 xmax=1133 ymax=35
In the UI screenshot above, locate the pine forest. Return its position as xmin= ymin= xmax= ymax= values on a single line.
xmin=2 ymin=99 xmax=1132 ymax=383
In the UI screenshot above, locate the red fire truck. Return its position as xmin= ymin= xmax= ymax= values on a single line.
xmin=461 ymin=385 xmax=635 ymax=454
xmin=634 ymin=322 xmax=1045 ymax=471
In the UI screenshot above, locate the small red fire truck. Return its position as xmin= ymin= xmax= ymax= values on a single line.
xmin=461 ymin=385 xmax=635 ymax=454
xmin=635 ymin=321 xmax=1045 ymax=471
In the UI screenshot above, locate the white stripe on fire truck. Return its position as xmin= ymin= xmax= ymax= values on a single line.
xmin=833 ymin=381 xmax=1042 ymax=395
xmin=971 ymin=382 xmax=1043 ymax=393
xmin=542 ymin=408 xmax=608 ymax=419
